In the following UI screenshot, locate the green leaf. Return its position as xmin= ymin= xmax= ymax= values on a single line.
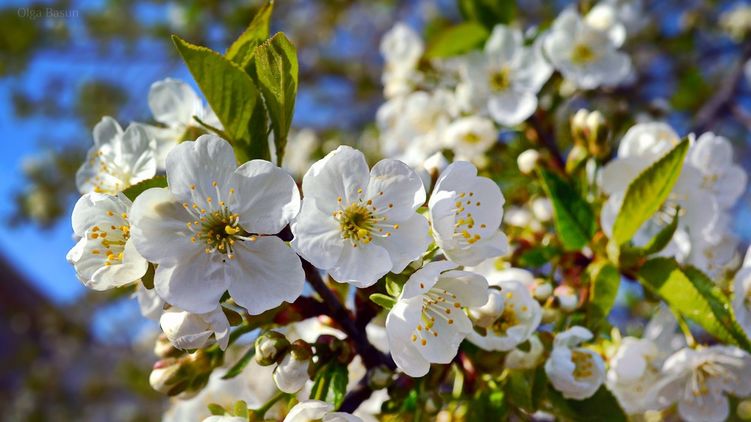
xmin=225 ymin=1 xmax=274 ymax=69
xmin=425 ymin=22 xmax=488 ymax=58
xmin=172 ymin=35 xmax=264 ymax=162
xmin=370 ymin=293 xmax=396 ymax=310
xmin=385 ymin=275 xmax=404 ymax=297
xmin=467 ymin=389 xmax=507 ymax=420
xmin=586 ymin=261 xmax=620 ymax=329
xmin=207 ymin=403 xmax=226 ymax=416
xmin=251 ymin=32 xmax=298 ymax=166
xmin=457 ymin=0 xmax=515 ymax=28
xmin=638 ymin=207 xmax=680 ymax=256
xmin=547 ymin=387 xmax=627 ymax=422
xmin=505 ymin=370 xmax=533 ymax=411
xmin=638 ymin=258 xmax=751 ymax=350
xmin=611 ymin=139 xmax=689 ymax=245
xmin=221 ymin=346 xmax=255 ymax=380
xmin=518 ymin=245 xmax=560 ymax=268
xmin=121 ymin=176 xmax=167 ymax=201
xmin=310 ymin=362 xmax=348 ymax=408
xmin=538 ymin=169 xmax=596 ymax=251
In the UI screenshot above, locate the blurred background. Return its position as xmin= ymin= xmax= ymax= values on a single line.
xmin=1 ymin=0 xmax=751 ymax=420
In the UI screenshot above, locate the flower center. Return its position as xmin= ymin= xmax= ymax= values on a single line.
xmin=410 ymin=287 xmax=463 ymax=347
xmin=89 ymin=150 xmax=132 ymax=194
xmin=572 ymin=350 xmax=595 ymax=379
xmin=183 ymin=181 xmax=252 ymax=261
xmin=571 ymin=43 xmax=596 ymax=64
xmin=88 ymin=210 xmax=131 ymax=266
xmin=332 ymin=189 xmax=396 ymax=247
xmin=452 ymin=191 xmax=487 ymax=246
xmin=462 ymin=132 xmax=482 ymax=144
xmin=488 ymin=67 xmax=511 ymax=91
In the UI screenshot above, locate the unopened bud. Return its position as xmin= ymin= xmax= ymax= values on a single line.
xmin=531 ymin=198 xmax=553 ymax=222
xmin=149 ymin=358 xmax=186 ymax=396
xmin=273 ymin=341 xmax=311 ymax=393
xmin=154 ymin=333 xmax=182 ymax=358
xmin=571 ymin=109 xmax=589 ymax=145
xmin=737 ymin=399 xmax=751 ymax=420
xmin=517 ymin=149 xmax=540 ymax=174
xmin=533 ymin=281 xmax=553 ymax=301
xmin=368 ymin=365 xmax=394 ymax=390
xmin=469 ymin=289 xmax=504 ymax=328
xmin=255 ymin=331 xmax=290 ymax=366
xmin=555 ymin=287 xmax=578 ymax=312
xmin=571 ymin=109 xmax=610 ymax=159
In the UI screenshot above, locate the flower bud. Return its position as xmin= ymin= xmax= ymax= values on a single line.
xmin=571 ymin=109 xmax=610 ymax=159
xmin=273 ymin=341 xmax=312 ymax=393
xmin=531 ymin=198 xmax=553 ymax=222
xmin=469 ymin=289 xmax=504 ymax=328
xmin=571 ymin=109 xmax=589 ymax=145
xmin=555 ymin=287 xmax=578 ymax=312
xmin=517 ymin=149 xmax=540 ymax=175
xmin=533 ymin=281 xmax=553 ymax=301
xmin=154 ymin=333 xmax=182 ymax=358
xmin=255 ymin=330 xmax=290 ymax=366
xmin=149 ymin=358 xmax=187 ymax=396
xmin=737 ymin=399 xmax=751 ymax=420
xmin=367 ymin=365 xmax=394 ymax=390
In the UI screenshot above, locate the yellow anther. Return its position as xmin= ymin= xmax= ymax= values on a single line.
xmin=224 ymin=225 xmax=240 ymax=235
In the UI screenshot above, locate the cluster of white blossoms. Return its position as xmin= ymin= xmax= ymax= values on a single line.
xmin=376 ymin=5 xmax=635 ymax=167
xmin=600 ymin=122 xmax=747 ymax=279
xmin=65 ymin=0 xmax=751 ymax=419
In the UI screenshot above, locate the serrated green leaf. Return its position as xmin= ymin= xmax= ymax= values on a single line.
xmin=425 ymin=22 xmax=488 ymax=58
xmin=612 ymin=139 xmax=689 ymax=245
xmin=547 ymin=386 xmax=627 ymax=422
xmin=638 ymin=258 xmax=751 ymax=351
xmin=221 ymin=346 xmax=255 ymax=380
xmin=172 ymin=35 xmax=264 ymax=162
xmin=370 ymin=293 xmax=396 ymax=310
xmin=225 ymin=1 xmax=273 ymax=69
xmin=586 ymin=261 xmax=620 ymax=329
xmin=458 ymin=0 xmax=515 ymax=28
xmin=538 ymin=169 xmax=596 ymax=251
xmin=252 ymin=32 xmax=298 ymax=166
xmin=122 ymin=176 xmax=167 ymax=201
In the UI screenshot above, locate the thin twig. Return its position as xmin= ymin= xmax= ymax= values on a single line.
xmin=302 ymin=259 xmax=395 ymax=370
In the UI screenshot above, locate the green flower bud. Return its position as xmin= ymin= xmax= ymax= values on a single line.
xmin=255 ymin=330 xmax=290 ymax=366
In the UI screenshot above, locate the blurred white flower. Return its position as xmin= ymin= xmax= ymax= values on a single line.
xmin=584 ymin=3 xmax=626 ymax=47
xmin=273 ymin=350 xmax=311 ymax=393
xmin=456 ymin=25 xmax=551 ymax=126
xmin=143 ymin=78 xmax=223 ymax=168
xmin=466 ymin=266 xmax=541 ymax=351
xmin=545 ymin=326 xmax=605 ymax=400
xmin=160 ymin=306 xmax=230 ymax=351
xmin=543 ymin=8 xmax=631 ymax=89
xmin=67 ymin=192 xmax=147 ymax=290
xmin=76 ymin=117 xmax=157 ymax=195
xmin=687 ymin=132 xmax=747 ymax=210
xmin=505 ymin=334 xmax=544 ymax=370
xmin=380 ymin=23 xmax=424 ymax=98
xmin=443 ymin=116 xmax=497 ymax=161
xmin=292 ymin=146 xmax=430 ymax=288
xmin=283 ymin=129 xmax=318 ymax=178
xmin=130 ymin=135 xmax=304 ymax=314
xmin=656 ymin=346 xmax=751 ymax=422
xmin=386 ymin=261 xmax=488 ymax=377
xmin=531 ymin=198 xmax=553 ymax=222
xmin=377 ymin=90 xmax=457 ymax=166
xmin=606 ymin=337 xmax=664 ymax=414
xmin=517 ymin=149 xmax=540 ymax=174
xmin=284 ymin=400 xmax=362 ymax=422
xmin=429 ymin=162 xmax=508 ymax=266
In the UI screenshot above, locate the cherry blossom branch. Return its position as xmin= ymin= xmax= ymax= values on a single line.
xmin=693 ymin=42 xmax=751 ymax=133
xmin=338 ymin=374 xmax=372 ymax=413
xmin=301 ymin=259 xmax=395 ymax=370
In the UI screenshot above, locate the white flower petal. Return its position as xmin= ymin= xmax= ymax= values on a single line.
xmin=375 ymin=213 xmax=431 ymax=274
xmin=232 ymin=159 xmax=300 ymax=234
xmin=366 ymin=158 xmax=426 ymax=220
xmin=329 ymin=243 xmax=392 ymax=288
xmin=166 ymin=135 xmax=238 ymax=207
xmin=154 ymin=252 xmax=229 ymax=314
xmin=386 ymin=298 xmax=431 ymax=377
xmin=291 ymin=198 xmax=345 ymax=269
xmin=301 ymin=145 xmax=370 ymax=214
xmin=149 ymin=78 xmax=202 ymax=126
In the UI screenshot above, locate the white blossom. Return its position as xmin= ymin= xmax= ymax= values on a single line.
xmin=687 ymin=132 xmax=747 ymax=210
xmin=386 ymin=261 xmax=488 ymax=377
xmin=584 ymin=3 xmax=626 ymax=47
xmin=429 ymin=161 xmax=508 ymax=266
xmin=545 ymin=326 xmax=605 ymax=400
xmin=656 ymin=346 xmax=751 ymax=422
xmin=456 ymin=25 xmax=551 ymax=126
xmin=67 ymin=192 xmax=148 ymax=290
xmin=144 ymin=78 xmax=223 ymax=168
xmin=543 ymin=8 xmax=631 ymax=89
xmin=292 ymin=146 xmax=431 ymax=288
xmin=283 ymin=129 xmax=318 ymax=178
xmin=466 ymin=266 xmax=541 ymax=351
xmin=76 ymin=117 xmax=157 ymax=195
xmin=273 ymin=352 xmax=310 ymax=393
xmin=505 ymin=334 xmax=544 ymax=370
xmin=443 ymin=116 xmax=497 ymax=161
xmin=160 ymin=306 xmax=230 ymax=351
xmin=376 ymin=90 xmax=457 ymax=166
xmin=606 ymin=337 xmax=664 ymax=414
xmin=284 ymin=400 xmax=362 ymax=422
xmin=130 ymin=134 xmax=304 ymax=314
xmin=380 ymin=23 xmax=424 ymax=98
xmin=517 ymin=149 xmax=540 ymax=174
